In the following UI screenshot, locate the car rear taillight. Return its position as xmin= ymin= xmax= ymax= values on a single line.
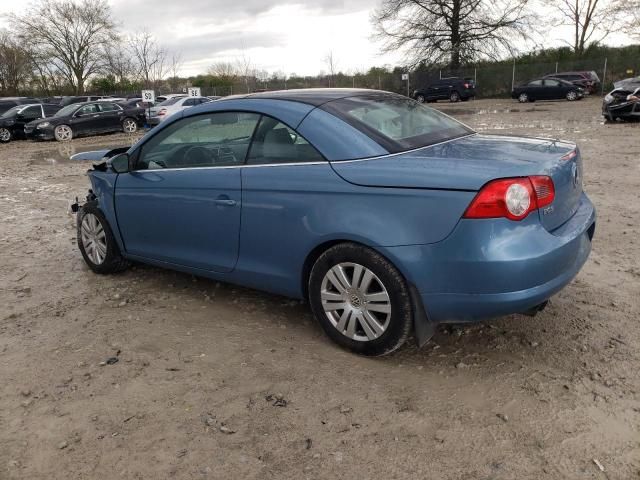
xmin=463 ymin=176 xmax=555 ymax=221
xmin=464 ymin=83 xmax=470 ymax=88
xmin=157 ymin=108 xmax=167 ymax=116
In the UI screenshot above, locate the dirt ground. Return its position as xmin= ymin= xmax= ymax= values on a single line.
xmin=1 ymin=97 xmax=638 ymax=480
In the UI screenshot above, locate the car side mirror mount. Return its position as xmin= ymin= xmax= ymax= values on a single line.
xmin=110 ymin=153 xmax=130 ymax=173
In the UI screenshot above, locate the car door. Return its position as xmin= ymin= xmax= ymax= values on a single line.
xmin=114 ymin=111 xmax=261 ymax=272
xmin=70 ymin=103 xmax=102 ymax=134
xmin=526 ymin=79 xmax=544 ymax=99
xmin=542 ymin=79 xmax=562 ymax=99
xmin=15 ymin=105 xmax=43 ymax=134
xmin=96 ymin=102 xmax=124 ymax=132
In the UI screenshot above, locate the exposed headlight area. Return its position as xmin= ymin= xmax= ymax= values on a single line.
xmin=36 ymin=122 xmax=51 ymax=129
xmin=604 ymin=94 xmax=614 ymax=104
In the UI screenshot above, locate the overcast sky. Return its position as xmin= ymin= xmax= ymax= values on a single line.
xmin=0 ymin=1 xmax=634 ymax=77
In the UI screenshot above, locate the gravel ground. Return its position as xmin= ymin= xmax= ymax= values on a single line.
xmin=0 ymin=97 xmax=638 ymax=479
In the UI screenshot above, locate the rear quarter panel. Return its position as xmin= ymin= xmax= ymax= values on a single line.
xmin=236 ymin=163 xmax=475 ymax=297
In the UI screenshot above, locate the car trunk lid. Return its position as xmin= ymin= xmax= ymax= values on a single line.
xmin=330 ymin=134 xmax=583 ymax=232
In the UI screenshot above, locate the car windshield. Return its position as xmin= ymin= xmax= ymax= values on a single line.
xmin=55 ymin=104 xmax=80 ymax=117
xmin=158 ymin=97 xmax=184 ymax=106
xmin=322 ymin=95 xmax=473 ymax=153
xmin=0 ymin=106 xmax=21 ymax=118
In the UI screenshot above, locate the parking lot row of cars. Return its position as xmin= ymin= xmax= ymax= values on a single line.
xmin=0 ymin=93 xmax=221 ymax=143
xmin=412 ymin=70 xmax=601 ymax=104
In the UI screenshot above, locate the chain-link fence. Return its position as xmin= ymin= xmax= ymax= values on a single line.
xmin=85 ymin=56 xmax=640 ymax=99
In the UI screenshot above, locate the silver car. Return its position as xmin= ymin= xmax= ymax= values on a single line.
xmin=148 ymin=96 xmax=211 ymax=125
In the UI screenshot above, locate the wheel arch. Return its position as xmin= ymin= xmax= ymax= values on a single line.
xmin=300 ymin=239 xmax=436 ymax=347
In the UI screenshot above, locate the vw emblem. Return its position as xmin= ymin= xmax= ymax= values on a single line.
xmin=571 ymin=163 xmax=579 ymax=188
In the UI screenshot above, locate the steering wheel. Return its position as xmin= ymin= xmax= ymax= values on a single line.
xmin=182 ymin=145 xmax=216 ymax=166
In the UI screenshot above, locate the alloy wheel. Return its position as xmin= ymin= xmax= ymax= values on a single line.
xmin=0 ymin=128 xmax=10 ymax=142
xmin=450 ymin=92 xmax=460 ymax=102
xmin=123 ymin=119 xmax=137 ymax=133
xmin=519 ymin=93 xmax=529 ymax=103
xmin=320 ymin=262 xmax=391 ymax=342
xmin=416 ymin=95 xmax=425 ymax=103
xmin=80 ymin=213 xmax=107 ymax=265
xmin=54 ymin=125 xmax=72 ymax=141
xmin=567 ymin=91 xmax=577 ymax=101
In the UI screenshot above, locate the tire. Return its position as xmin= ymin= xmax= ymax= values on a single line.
xmin=54 ymin=124 xmax=73 ymax=142
xmin=518 ymin=93 xmax=529 ymax=103
xmin=308 ymin=243 xmax=412 ymax=356
xmin=566 ymin=91 xmax=578 ymax=101
xmin=0 ymin=127 xmax=11 ymax=143
xmin=449 ymin=91 xmax=460 ymax=102
xmin=77 ymin=202 xmax=129 ymax=274
xmin=415 ymin=95 xmax=425 ymax=103
xmin=122 ymin=117 xmax=138 ymax=133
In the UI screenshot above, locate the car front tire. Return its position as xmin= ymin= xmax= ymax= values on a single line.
xmin=77 ymin=202 xmax=129 ymax=274
xmin=566 ymin=91 xmax=578 ymax=101
xmin=0 ymin=127 xmax=11 ymax=143
xmin=122 ymin=117 xmax=138 ymax=133
xmin=449 ymin=91 xmax=460 ymax=102
xmin=415 ymin=95 xmax=425 ymax=103
xmin=54 ymin=124 xmax=73 ymax=142
xmin=308 ymin=243 xmax=412 ymax=356
xmin=518 ymin=93 xmax=529 ymax=103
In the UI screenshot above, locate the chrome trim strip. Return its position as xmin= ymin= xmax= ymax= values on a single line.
xmin=131 ymin=161 xmax=328 ymax=173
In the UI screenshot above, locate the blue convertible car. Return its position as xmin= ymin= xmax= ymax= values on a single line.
xmin=73 ymin=89 xmax=595 ymax=356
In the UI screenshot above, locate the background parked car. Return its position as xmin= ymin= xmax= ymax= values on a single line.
xmin=602 ymin=86 xmax=640 ymax=122
xmin=0 ymin=103 xmax=61 ymax=143
xmin=0 ymin=97 xmax=41 ymax=115
xmin=413 ymin=77 xmax=476 ymax=103
xmin=155 ymin=93 xmax=186 ymax=103
xmin=512 ymin=78 xmax=584 ymax=102
xmin=59 ymin=95 xmax=112 ymax=107
xmin=543 ymin=71 xmax=599 ymax=94
xmin=25 ymin=101 xmax=145 ymax=141
xmin=148 ymin=95 xmax=210 ymax=125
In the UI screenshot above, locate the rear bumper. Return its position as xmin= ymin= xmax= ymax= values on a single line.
xmin=382 ymin=193 xmax=595 ymax=324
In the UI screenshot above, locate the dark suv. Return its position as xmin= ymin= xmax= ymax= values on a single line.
xmin=413 ymin=78 xmax=476 ymax=103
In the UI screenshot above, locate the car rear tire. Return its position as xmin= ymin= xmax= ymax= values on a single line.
xmin=122 ymin=117 xmax=138 ymax=133
xmin=77 ymin=202 xmax=129 ymax=274
xmin=54 ymin=124 xmax=73 ymax=142
xmin=449 ymin=91 xmax=460 ymax=102
xmin=0 ymin=127 xmax=11 ymax=143
xmin=416 ymin=95 xmax=425 ymax=103
xmin=518 ymin=93 xmax=529 ymax=103
xmin=308 ymin=243 xmax=412 ymax=356
xmin=566 ymin=91 xmax=578 ymax=101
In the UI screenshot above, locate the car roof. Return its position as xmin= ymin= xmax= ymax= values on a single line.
xmin=225 ymin=88 xmax=398 ymax=107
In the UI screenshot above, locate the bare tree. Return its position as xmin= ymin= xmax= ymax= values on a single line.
xmin=8 ymin=0 xmax=117 ymax=94
xmin=236 ymin=52 xmax=255 ymax=93
xmin=129 ymin=32 xmax=168 ymax=88
xmin=619 ymin=0 xmax=640 ymax=39
xmin=207 ymin=61 xmax=239 ymax=84
xmin=167 ymin=52 xmax=184 ymax=91
xmin=545 ymin=0 xmax=625 ymax=54
xmin=0 ymin=31 xmax=33 ymax=95
xmin=104 ymin=43 xmax=135 ymax=86
xmin=324 ymin=51 xmax=338 ymax=87
xmin=372 ymin=0 xmax=533 ymax=69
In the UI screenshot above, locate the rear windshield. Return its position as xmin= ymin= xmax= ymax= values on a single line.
xmin=158 ymin=97 xmax=184 ymax=106
xmin=322 ymin=95 xmax=473 ymax=153
xmin=1 ymin=106 xmax=21 ymax=118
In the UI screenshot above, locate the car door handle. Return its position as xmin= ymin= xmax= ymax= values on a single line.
xmin=215 ymin=198 xmax=237 ymax=207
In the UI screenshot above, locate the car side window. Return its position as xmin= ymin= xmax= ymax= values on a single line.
xmin=76 ymin=104 xmax=99 ymax=115
xmin=135 ymin=112 xmax=261 ymax=170
xmin=99 ymin=103 xmax=120 ymax=112
xmin=21 ymin=105 xmax=42 ymax=120
xmin=544 ymin=79 xmax=560 ymax=87
xmin=246 ymin=117 xmax=325 ymax=165
xmin=528 ymin=80 xmax=543 ymax=86
xmin=44 ymin=105 xmax=59 ymax=116
xmin=183 ymin=98 xmax=197 ymax=106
